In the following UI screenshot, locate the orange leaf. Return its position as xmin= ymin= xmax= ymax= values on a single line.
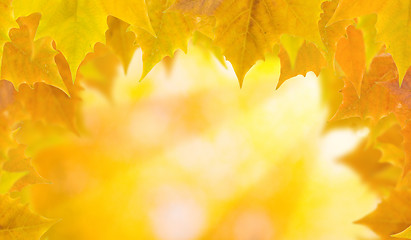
xmin=357 ymin=190 xmax=411 ymax=239
xmin=335 ymin=25 xmax=366 ymax=96
xmin=332 ymin=53 xmax=398 ymax=122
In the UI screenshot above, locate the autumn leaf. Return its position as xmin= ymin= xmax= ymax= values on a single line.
xmin=376 ymin=0 xmax=411 ymax=86
xmin=0 ymin=80 xmax=20 ymax=164
xmin=375 ymin=124 xmax=405 ymax=168
xmin=357 ymin=190 xmax=411 ymax=239
xmin=402 ymin=124 xmax=411 ymax=181
xmin=277 ymin=41 xmax=325 ymax=88
xmin=326 ymin=0 xmax=386 ymax=26
xmin=0 ymin=0 xmax=16 ymax=67
xmin=318 ymin=0 xmax=353 ymax=58
xmin=191 ymin=31 xmax=226 ymax=68
xmin=0 ymin=171 xmax=26 ymax=194
xmin=79 ymin=43 xmax=120 ymax=98
xmin=0 ymin=57 xmax=81 ymax=133
xmin=16 ymin=83 xmax=79 ymax=131
xmin=133 ymin=0 xmax=194 ymax=80
xmin=3 ymin=145 xmax=47 ymax=192
xmin=327 ymin=0 xmax=410 ymax=85
xmin=380 ymin=68 xmax=411 ymax=127
xmin=356 ymin=14 xmax=383 ymax=68
xmin=335 ymin=25 xmax=366 ymax=96
xmin=339 ymin=140 xmax=400 ymax=195
xmin=332 ymin=53 xmax=398 ymax=122
xmin=99 ymin=0 xmax=155 ymax=36
xmin=172 ymin=0 xmax=323 ymax=86
xmin=170 ymin=0 xmax=222 ymax=15
xmin=393 ymin=225 xmax=411 ymax=239
xmin=1 ymin=13 xmax=68 ymax=94
xmin=0 ymin=194 xmax=56 ymax=240
xmin=105 ymin=16 xmax=137 ymax=74
xmin=13 ymin=0 xmax=107 ymax=82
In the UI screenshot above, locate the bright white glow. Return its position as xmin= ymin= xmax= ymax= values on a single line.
xmin=150 ymin=187 xmax=206 ymax=240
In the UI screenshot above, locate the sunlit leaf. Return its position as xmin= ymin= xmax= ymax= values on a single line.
xmin=0 ymin=194 xmax=56 ymax=240
xmin=1 ymin=14 xmax=68 ymax=94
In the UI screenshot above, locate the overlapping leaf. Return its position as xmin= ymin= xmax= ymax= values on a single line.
xmin=105 ymin=16 xmax=137 ymax=74
xmin=332 ymin=53 xmax=398 ymax=122
xmin=173 ymin=0 xmax=323 ymax=86
xmin=134 ymin=0 xmax=194 ymax=80
xmin=13 ymin=0 xmax=107 ymax=82
xmin=1 ymin=13 xmax=68 ymax=94
xmin=277 ymin=41 xmax=325 ymax=88
xmin=0 ymin=194 xmax=56 ymax=240
xmin=0 ymin=0 xmax=16 ymax=66
xmin=3 ymin=145 xmax=47 ymax=192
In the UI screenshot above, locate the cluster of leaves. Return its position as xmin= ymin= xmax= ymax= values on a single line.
xmin=0 ymin=0 xmax=410 ymax=239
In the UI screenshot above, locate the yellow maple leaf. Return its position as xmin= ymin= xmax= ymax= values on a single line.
xmin=327 ymin=0 xmax=386 ymax=25
xmin=79 ymin=43 xmax=120 ymax=99
xmin=356 ymin=14 xmax=383 ymax=69
xmin=13 ymin=0 xmax=107 ymax=82
xmin=105 ymin=16 xmax=137 ymax=74
xmin=318 ymin=0 xmax=353 ymax=58
xmin=191 ymin=31 xmax=227 ymax=68
xmin=326 ymin=0 xmax=410 ymax=85
xmin=0 ymin=194 xmax=56 ymax=240
xmin=99 ymin=0 xmax=155 ymax=36
xmin=172 ymin=0 xmax=323 ymax=86
xmin=0 ymin=0 xmax=16 ymax=67
xmin=3 ymin=145 xmax=47 ymax=192
xmin=1 ymin=13 xmax=68 ymax=95
xmin=133 ymin=0 xmax=194 ymax=80
xmin=277 ymin=41 xmax=325 ymax=89
xmin=376 ymin=0 xmax=411 ymax=86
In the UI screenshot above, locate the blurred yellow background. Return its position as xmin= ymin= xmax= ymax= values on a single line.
xmin=21 ymin=45 xmax=378 ymax=240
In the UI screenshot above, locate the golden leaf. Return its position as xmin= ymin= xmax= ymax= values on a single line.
xmin=0 ymin=194 xmax=56 ymax=240
xmin=133 ymin=0 xmax=194 ymax=80
xmin=1 ymin=13 xmax=68 ymax=94
xmin=105 ymin=16 xmax=137 ymax=74
xmin=277 ymin=41 xmax=325 ymax=89
xmin=357 ymin=190 xmax=411 ymax=239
